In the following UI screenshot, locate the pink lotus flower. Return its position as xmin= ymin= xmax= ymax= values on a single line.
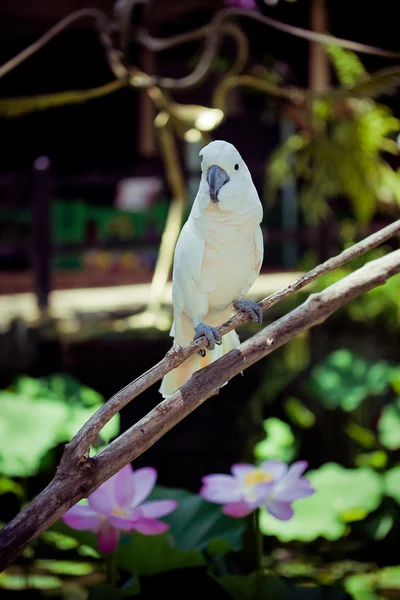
xmin=61 ymin=465 xmax=177 ymax=553
xmin=200 ymin=460 xmax=314 ymax=520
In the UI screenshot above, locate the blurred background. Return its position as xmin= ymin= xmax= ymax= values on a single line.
xmin=1 ymin=0 xmax=400 ymax=597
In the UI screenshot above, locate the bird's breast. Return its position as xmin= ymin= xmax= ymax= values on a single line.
xmin=198 ymin=234 xmax=258 ymax=311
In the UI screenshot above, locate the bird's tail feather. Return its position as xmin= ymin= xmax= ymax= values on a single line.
xmin=159 ymin=329 xmax=240 ymax=399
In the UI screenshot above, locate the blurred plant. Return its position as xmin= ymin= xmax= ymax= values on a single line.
xmin=304 ymin=349 xmax=395 ymax=413
xmin=260 ymin=463 xmax=385 ymax=542
xmin=267 ymin=46 xmax=400 ymax=223
xmin=62 ymin=465 xmax=177 ymax=554
xmin=254 ymin=417 xmax=297 ymax=463
xmin=200 ymin=460 xmax=314 ymax=519
xmin=0 ymin=374 xmax=119 ymax=478
xmin=306 ymin=244 xmax=400 ymax=328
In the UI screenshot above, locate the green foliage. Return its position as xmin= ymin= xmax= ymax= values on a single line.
xmin=384 ymin=466 xmax=400 ymax=503
xmin=254 ymin=417 xmax=296 ymax=462
xmin=215 ymin=573 xmax=287 ymax=600
xmin=87 ymin=581 xmax=140 ymax=600
xmin=345 ymin=566 xmax=400 ymax=600
xmin=304 ymin=349 xmax=393 ymax=412
xmin=325 ymin=45 xmax=365 ymax=88
xmin=378 ymin=398 xmax=400 ymax=449
xmin=215 ymin=572 xmax=351 ymax=600
xmin=284 ymin=397 xmax=316 ymax=429
xmin=267 ymin=47 xmax=400 ymax=223
xmin=0 ymin=573 xmax=62 ymax=591
xmin=0 ymin=374 xmax=119 ymax=477
xmin=116 ymin=533 xmax=205 ymax=576
xmin=260 ymin=464 xmax=384 ymax=542
xmin=0 ymin=476 xmax=24 ymax=498
xmin=308 ymin=246 xmax=400 ymax=328
xmin=146 ymin=485 xmax=245 ymax=554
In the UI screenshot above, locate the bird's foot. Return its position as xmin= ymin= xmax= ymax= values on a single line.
xmin=234 ymin=299 xmax=263 ymax=325
xmin=194 ymin=322 xmax=222 ymax=356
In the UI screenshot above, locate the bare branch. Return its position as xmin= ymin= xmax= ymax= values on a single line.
xmin=0 ymin=8 xmax=125 ymax=82
xmin=0 ymin=235 xmax=399 ymax=570
xmin=0 ymin=80 xmax=126 ymax=118
xmin=2 ymin=4 xmax=400 ymax=92
xmin=136 ymin=8 xmax=400 ymax=90
xmin=58 ymin=218 xmax=400 ymax=461
xmin=137 ymin=7 xmax=400 ymax=59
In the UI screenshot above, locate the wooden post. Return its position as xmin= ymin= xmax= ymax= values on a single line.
xmin=309 ymin=0 xmax=330 ymax=93
xmin=32 ymin=156 xmax=52 ymax=315
xmin=309 ymin=0 xmax=331 ymax=262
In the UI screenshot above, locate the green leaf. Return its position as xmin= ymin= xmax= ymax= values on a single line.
xmin=0 ymin=392 xmax=66 ymax=477
xmin=305 ymin=350 xmax=392 ymax=411
xmin=325 ymin=45 xmax=365 ymax=88
xmin=0 ymin=476 xmax=24 ymax=497
xmin=345 ymin=566 xmax=400 ymax=600
xmin=285 ymin=397 xmax=316 ymax=429
xmin=342 ymin=66 xmax=400 ymax=100
xmin=148 ymin=485 xmax=245 ymax=553
xmin=254 ymin=418 xmax=296 ymax=462
xmin=87 ymin=580 xmax=140 ymax=600
xmin=378 ymin=398 xmax=400 ymax=450
xmin=48 ymin=520 xmax=101 ymax=555
xmin=260 ymin=463 xmax=383 ymax=542
xmin=0 ymin=573 xmax=62 ymax=590
xmin=116 ymin=533 xmax=205 ymax=575
xmin=34 ymin=559 xmax=95 ymax=576
xmin=0 ymin=375 xmax=119 ymax=477
xmin=215 ymin=573 xmax=288 ymax=600
xmin=215 ymin=573 xmax=350 ymax=600
xmin=384 ymin=466 xmax=400 ymax=503
xmin=345 ymin=573 xmax=378 ymax=600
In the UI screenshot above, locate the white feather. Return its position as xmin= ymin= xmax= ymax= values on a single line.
xmin=160 ymin=140 xmax=264 ymax=398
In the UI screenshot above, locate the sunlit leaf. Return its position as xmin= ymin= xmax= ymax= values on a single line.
xmin=305 ymin=350 xmax=392 ymax=411
xmin=365 ymin=512 xmax=394 ymax=541
xmin=0 ymin=476 xmax=24 ymax=497
xmin=345 ymin=423 xmax=376 ymax=449
xmin=0 ymin=573 xmax=61 ymax=590
xmin=384 ymin=466 xmax=400 ymax=503
xmin=0 ymin=393 xmax=66 ymax=477
xmin=48 ymin=521 xmax=101 ymax=555
xmin=345 ymin=566 xmax=400 ymax=600
xmin=254 ymin=418 xmax=296 ymax=462
xmin=345 ymin=573 xmax=378 ymax=600
xmin=0 ymin=375 xmax=119 ymax=477
xmin=354 ymin=451 xmax=387 ymax=469
xmin=378 ymin=398 xmax=400 ymax=450
xmin=284 ymin=397 xmax=316 ymax=429
xmin=260 ymin=464 xmax=383 ymax=542
xmin=34 ymin=559 xmax=95 ymax=576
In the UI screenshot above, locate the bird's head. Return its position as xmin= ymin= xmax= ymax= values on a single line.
xmin=198 ymin=140 xmax=256 ymax=213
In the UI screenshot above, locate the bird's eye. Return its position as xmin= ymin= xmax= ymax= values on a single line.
xmin=234 ymin=163 xmax=239 ymax=171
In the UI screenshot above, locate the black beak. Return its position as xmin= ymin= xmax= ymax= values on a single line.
xmin=207 ymin=165 xmax=230 ymax=203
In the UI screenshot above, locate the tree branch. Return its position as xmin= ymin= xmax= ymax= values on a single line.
xmin=0 ymin=9 xmax=125 ymax=82
xmin=0 ymin=226 xmax=399 ymax=569
xmin=52 ymin=217 xmax=400 ymax=462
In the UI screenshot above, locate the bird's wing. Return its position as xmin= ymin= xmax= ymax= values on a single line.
xmin=171 ymin=219 xmax=207 ymax=341
xmin=238 ymin=225 xmax=264 ymax=298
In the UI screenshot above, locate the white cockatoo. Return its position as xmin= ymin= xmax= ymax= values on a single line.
xmin=160 ymin=140 xmax=264 ymax=398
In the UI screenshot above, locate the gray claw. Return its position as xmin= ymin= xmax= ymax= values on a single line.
xmin=234 ymin=299 xmax=263 ymax=325
xmin=194 ymin=323 xmax=222 ymax=352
